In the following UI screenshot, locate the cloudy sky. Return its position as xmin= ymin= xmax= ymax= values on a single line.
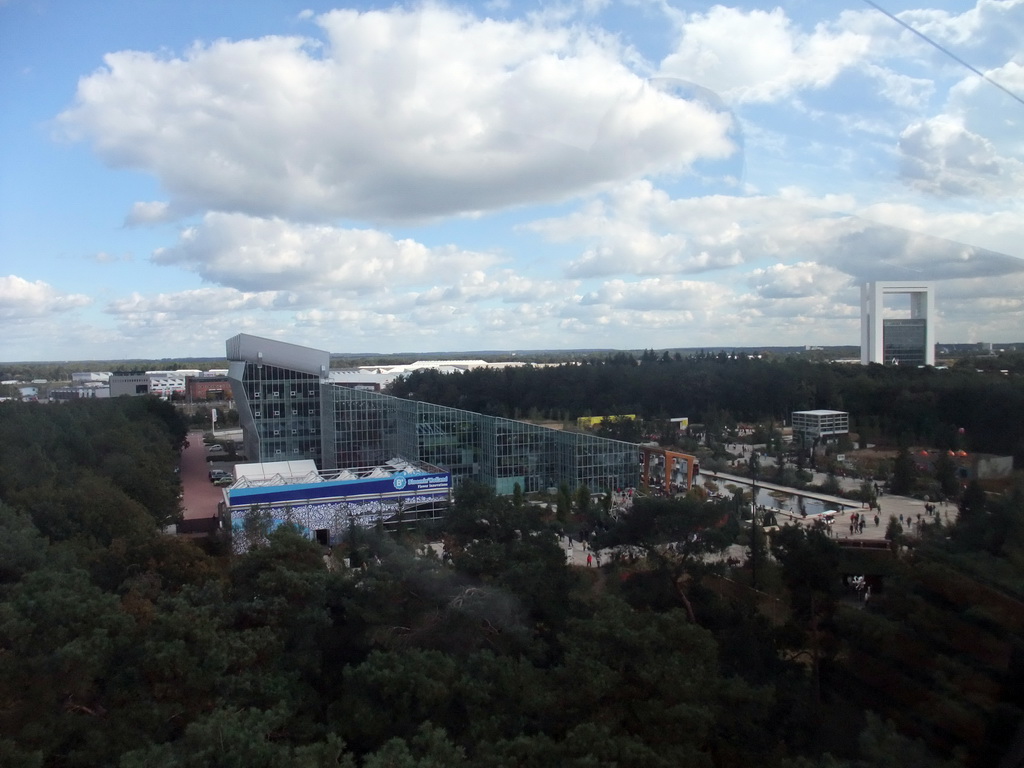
xmin=2 ymin=0 xmax=1022 ymax=361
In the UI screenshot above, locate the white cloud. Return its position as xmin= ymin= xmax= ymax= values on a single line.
xmin=152 ymin=212 xmax=500 ymax=295
xmin=125 ymin=200 xmax=173 ymax=226
xmin=92 ymin=251 xmax=133 ymax=264
xmin=862 ymin=64 xmax=935 ymax=110
xmin=106 ymin=286 xmax=290 ymax=317
xmin=659 ymin=6 xmax=870 ymax=103
xmin=895 ymin=0 xmax=1024 ymax=53
xmin=899 ymin=114 xmax=1024 ymax=198
xmin=412 ymin=270 xmax=571 ymax=306
xmin=58 ymin=4 xmax=735 ymax=223
xmin=529 ymin=181 xmax=1024 ymax=282
xmin=0 ymin=275 xmax=91 ymax=318
xmin=748 ymin=262 xmax=852 ymax=300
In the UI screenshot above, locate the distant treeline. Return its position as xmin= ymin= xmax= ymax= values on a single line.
xmin=389 ymin=352 xmax=1024 ymax=461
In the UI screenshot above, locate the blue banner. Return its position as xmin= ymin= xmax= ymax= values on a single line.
xmin=228 ymin=471 xmax=451 ymax=507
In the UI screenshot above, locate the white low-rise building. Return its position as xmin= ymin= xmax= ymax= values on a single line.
xmin=791 ymin=410 xmax=849 ymax=449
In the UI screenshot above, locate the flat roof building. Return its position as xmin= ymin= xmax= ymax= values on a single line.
xmin=791 ymin=410 xmax=849 ymax=448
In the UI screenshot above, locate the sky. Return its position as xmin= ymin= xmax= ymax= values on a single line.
xmin=1 ymin=0 xmax=1023 ymax=361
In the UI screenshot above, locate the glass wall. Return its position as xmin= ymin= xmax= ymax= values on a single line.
xmin=238 ymin=363 xmax=323 ymax=463
xmin=883 ymin=319 xmax=928 ymax=366
xmin=328 ymin=386 xmax=637 ymax=494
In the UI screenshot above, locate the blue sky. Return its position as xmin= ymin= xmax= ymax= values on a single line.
xmin=2 ymin=0 xmax=1022 ymax=360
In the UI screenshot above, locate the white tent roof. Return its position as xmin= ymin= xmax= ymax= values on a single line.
xmin=234 ymin=460 xmax=320 ymax=484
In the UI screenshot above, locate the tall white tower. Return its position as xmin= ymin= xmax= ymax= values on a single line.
xmin=861 ymin=281 xmax=935 ymax=366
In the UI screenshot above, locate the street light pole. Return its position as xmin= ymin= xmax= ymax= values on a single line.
xmin=750 ymin=450 xmax=760 ymax=590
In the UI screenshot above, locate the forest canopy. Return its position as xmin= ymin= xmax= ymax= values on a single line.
xmin=389 ymin=353 xmax=1024 ymax=462
xmin=0 ymin=394 xmax=1021 ymax=767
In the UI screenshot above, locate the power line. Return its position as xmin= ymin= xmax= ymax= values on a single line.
xmin=860 ymin=0 xmax=1024 ymax=108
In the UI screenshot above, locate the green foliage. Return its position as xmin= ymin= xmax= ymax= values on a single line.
xmin=574 ymin=484 xmax=592 ymax=518
xmin=511 ymin=482 xmax=524 ymax=509
xmin=858 ymin=480 xmax=876 ymax=505
xmin=889 ymin=446 xmax=917 ymax=496
xmin=119 ymin=706 xmax=353 ymax=768
xmin=1 ymin=392 xmax=1013 ymax=767
xmin=770 ymin=525 xmax=843 ymax=623
xmin=387 ymin=356 xmax=1024 ymax=458
xmin=556 ymin=483 xmax=572 ymax=522
xmin=933 ymin=452 xmax=960 ymax=498
xmin=820 ymin=473 xmax=841 ymax=496
xmin=363 ymin=723 xmax=464 ymax=768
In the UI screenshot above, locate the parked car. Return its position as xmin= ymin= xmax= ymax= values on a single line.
xmin=213 ymin=476 xmax=234 ymax=487
xmin=207 ymin=444 xmax=226 ymax=454
xmin=209 ymin=469 xmax=231 ymax=483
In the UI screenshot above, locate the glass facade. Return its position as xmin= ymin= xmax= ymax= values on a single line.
xmin=236 ymin=363 xmax=324 ymax=463
xmin=229 ymin=334 xmax=640 ymax=494
xmin=328 ymin=386 xmax=638 ymax=494
xmin=882 ymin=319 xmax=928 ymax=366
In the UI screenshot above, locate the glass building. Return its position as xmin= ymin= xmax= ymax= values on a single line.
xmin=881 ymin=319 xmax=929 ymax=367
xmin=229 ymin=333 xmax=639 ymax=494
xmin=226 ymin=334 xmax=331 ymax=464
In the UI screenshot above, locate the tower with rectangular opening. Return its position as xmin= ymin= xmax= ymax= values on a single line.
xmin=860 ymin=281 xmax=935 ymax=366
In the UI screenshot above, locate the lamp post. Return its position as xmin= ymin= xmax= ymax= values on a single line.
xmin=750 ymin=450 xmax=761 ymax=590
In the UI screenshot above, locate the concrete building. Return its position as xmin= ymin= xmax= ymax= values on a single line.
xmin=912 ymin=449 xmax=1014 ymax=483
xmin=185 ymin=376 xmax=233 ymax=402
xmin=50 ymin=385 xmax=109 ymax=401
xmin=791 ymin=410 xmax=849 ymax=449
xmin=109 ymin=374 xmax=154 ymax=397
xmin=110 ymin=370 xmax=227 ymax=398
xmin=861 ymin=281 xmax=935 ymax=366
xmin=71 ymin=371 xmax=112 ymax=384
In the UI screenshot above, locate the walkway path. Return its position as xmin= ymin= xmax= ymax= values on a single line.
xmin=180 ymin=430 xmax=231 ymax=521
xmin=704 ymin=469 xmax=957 ymax=541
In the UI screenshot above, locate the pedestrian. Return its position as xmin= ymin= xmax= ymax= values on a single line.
xmin=586 ymin=552 xmax=592 ymax=567
xmin=850 ymin=523 xmax=854 ymax=535
xmin=899 ymin=514 xmax=904 ymax=524
xmin=874 ymin=514 xmax=879 ymax=527
xmin=859 ymin=519 xmax=865 ymax=533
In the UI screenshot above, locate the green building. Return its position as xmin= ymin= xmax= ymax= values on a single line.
xmin=228 ymin=333 xmax=638 ymax=495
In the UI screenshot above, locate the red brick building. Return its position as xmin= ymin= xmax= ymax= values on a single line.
xmin=186 ymin=376 xmax=233 ymax=401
